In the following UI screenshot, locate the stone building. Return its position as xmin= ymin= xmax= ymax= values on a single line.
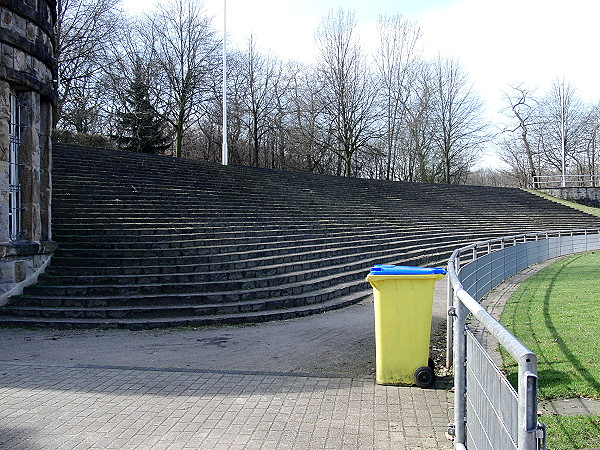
xmin=0 ymin=0 xmax=57 ymax=302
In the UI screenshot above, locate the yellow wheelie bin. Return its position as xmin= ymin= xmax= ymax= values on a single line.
xmin=366 ymin=265 xmax=446 ymax=387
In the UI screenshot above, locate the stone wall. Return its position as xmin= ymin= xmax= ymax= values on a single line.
xmin=0 ymin=0 xmax=57 ymax=302
xmin=540 ymin=187 xmax=600 ymax=208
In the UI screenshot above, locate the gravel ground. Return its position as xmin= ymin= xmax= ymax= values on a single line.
xmin=0 ymin=281 xmax=450 ymax=379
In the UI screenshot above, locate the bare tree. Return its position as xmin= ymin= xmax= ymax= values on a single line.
xmin=140 ymin=0 xmax=219 ymax=157
xmin=466 ymin=167 xmax=515 ymax=187
xmin=241 ymin=36 xmax=286 ymax=167
xmin=579 ymin=104 xmax=600 ymax=183
xmin=315 ymin=8 xmax=379 ymax=176
xmin=431 ymin=56 xmax=489 ymax=183
xmin=55 ymin=0 xmax=124 ymax=130
xmin=223 ymin=50 xmax=250 ymax=165
xmin=375 ymin=13 xmax=422 ymax=180
xmin=497 ymin=135 xmax=532 ymax=187
xmin=498 ymin=80 xmax=599 ymax=187
xmin=537 ymin=79 xmax=587 ymax=181
xmin=402 ymin=61 xmax=437 ymax=182
xmin=502 ymin=84 xmax=540 ymax=187
xmin=288 ymin=65 xmax=333 ymax=173
xmin=266 ymin=62 xmax=296 ymax=170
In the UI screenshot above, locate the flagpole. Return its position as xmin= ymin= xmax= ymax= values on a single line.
xmin=222 ymin=0 xmax=228 ymax=165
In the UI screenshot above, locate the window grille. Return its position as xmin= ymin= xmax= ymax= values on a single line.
xmin=8 ymin=92 xmax=22 ymax=241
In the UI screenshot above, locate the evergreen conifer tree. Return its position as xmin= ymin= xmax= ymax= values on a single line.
xmin=117 ymin=61 xmax=171 ymax=154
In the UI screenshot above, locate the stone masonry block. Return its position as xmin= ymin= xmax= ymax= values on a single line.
xmin=0 ymin=42 xmax=14 ymax=72
xmin=0 ymin=259 xmax=16 ymax=284
xmin=0 ymin=81 xmax=9 ymax=161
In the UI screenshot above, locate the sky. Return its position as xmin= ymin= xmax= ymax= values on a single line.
xmin=122 ymin=0 xmax=600 ymax=164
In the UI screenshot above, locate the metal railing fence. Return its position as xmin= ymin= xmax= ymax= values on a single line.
xmin=533 ymin=174 xmax=600 ymax=188
xmin=447 ymin=228 xmax=600 ymax=449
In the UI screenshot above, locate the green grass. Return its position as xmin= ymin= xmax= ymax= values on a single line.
xmin=525 ymin=189 xmax=600 ymax=218
xmin=540 ymin=415 xmax=600 ymax=450
xmin=500 ymin=251 xmax=600 ymax=449
xmin=501 ymin=251 xmax=600 ymax=400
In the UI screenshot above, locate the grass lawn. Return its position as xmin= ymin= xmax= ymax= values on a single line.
xmin=539 ymin=415 xmax=600 ymax=450
xmin=526 ymin=189 xmax=600 ymax=218
xmin=500 ymin=251 xmax=600 ymax=449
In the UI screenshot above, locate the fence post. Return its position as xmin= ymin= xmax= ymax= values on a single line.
xmin=518 ymin=354 xmax=539 ymax=449
xmin=446 ymin=276 xmax=453 ymax=369
xmin=559 ymin=230 xmax=562 ymax=256
xmin=453 ymin=292 xmax=468 ymax=446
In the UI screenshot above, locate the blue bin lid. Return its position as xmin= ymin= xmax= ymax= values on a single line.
xmin=369 ymin=265 xmax=447 ymax=276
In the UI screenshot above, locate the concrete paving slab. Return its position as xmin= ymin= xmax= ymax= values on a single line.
xmin=0 ymin=280 xmax=454 ymax=449
xmin=539 ymin=397 xmax=600 ymax=416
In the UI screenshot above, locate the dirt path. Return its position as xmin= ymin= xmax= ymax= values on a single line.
xmin=0 ymin=280 xmax=450 ymax=379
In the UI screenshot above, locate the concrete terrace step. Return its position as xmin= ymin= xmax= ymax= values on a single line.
xmin=11 ymin=277 xmax=370 ymax=310
xmin=42 ymin=232 xmax=490 ymax=274
xmin=30 ymin=255 xmax=446 ymax=302
xmin=44 ymin=236 xmax=462 ymax=277
xmin=50 ymin=227 xmax=490 ymax=257
xmin=1 ymin=143 xmax=599 ymax=329
xmin=49 ymin=208 xmax=554 ymax=224
xmin=47 ymin=225 xmax=548 ymax=265
xmin=14 ymin=244 xmax=453 ymax=315
xmin=49 ymin=214 xmax=557 ymax=238
xmin=20 ymin=239 xmax=493 ymax=310
xmin=0 ymin=290 xmax=371 ymax=330
xmin=50 ymin=223 xmax=353 ymax=238
xmin=50 ymin=200 xmax=579 ymax=221
xmin=52 ymin=226 xmax=407 ymax=248
xmin=50 ymin=228 xmax=480 ymax=259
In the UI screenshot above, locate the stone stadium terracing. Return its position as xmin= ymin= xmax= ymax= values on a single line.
xmin=0 ymin=143 xmax=598 ymax=329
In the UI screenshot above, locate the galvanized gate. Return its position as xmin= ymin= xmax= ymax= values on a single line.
xmin=447 ymin=229 xmax=600 ymax=449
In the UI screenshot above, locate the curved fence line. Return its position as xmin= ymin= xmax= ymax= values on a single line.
xmin=534 ymin=174 xmax=600 ymax=188
xmin=446 ymin=228 xmax=600 ymax=449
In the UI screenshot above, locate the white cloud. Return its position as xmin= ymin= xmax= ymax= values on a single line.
xmin=419 ymin=0 xmax=600 ymax=115
xmin=123 ymin=0 xmax=600 ymax=113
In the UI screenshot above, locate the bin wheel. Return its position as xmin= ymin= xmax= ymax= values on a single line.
xmin=414 ymin=366 xmax=436 ymax=388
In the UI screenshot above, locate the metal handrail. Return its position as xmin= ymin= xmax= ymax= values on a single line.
xmin=535 ymin=174 xmax=600 ymax=180
xmin=448 ymin=249 xmax=539 ymax=449
xmin=535 ymin=174 xmax=600 ymax=179
xmin=446 ymin=229 xmax=599 ymax=361
xmin=446 ymin=228 xmax=600 ymax=449
xmin=533 ymin=174 xmax=600 ymax=188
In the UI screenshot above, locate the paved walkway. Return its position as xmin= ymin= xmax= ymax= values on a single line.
xmin=0 ymin=281 xmax=454 ymax=449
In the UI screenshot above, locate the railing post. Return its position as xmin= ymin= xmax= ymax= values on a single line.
xmin=518 ymin=354 xmax=539 ymax=449
xmin=446 ymin=275 xmax=453 ymax=369
xmin=559 ymin=230 xmax=562 ymax=256
xmin=453 ymin=292 xmax=468 ymax=446
xmin=513 ymin=237 xmax=517 ymax=274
